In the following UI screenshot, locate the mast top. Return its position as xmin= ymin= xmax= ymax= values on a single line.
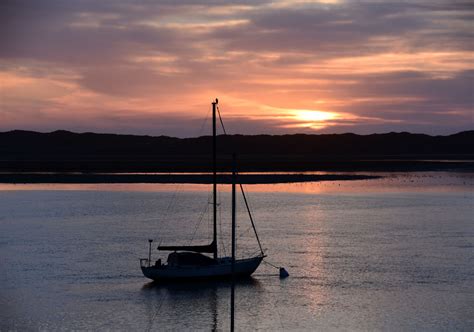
xmin=213 ymin=98 xmax=218 ymax=105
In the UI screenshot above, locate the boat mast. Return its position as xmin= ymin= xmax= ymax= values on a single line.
xmin=212 ymin=98 xmax=218 ymax=260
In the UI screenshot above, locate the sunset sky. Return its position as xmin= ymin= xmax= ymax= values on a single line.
xmin=1 ymin=0 xmax=473 ymax=137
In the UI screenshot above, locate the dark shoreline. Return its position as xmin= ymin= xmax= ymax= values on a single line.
xmin=2 ymin=130 xmax=473 ymax=174
xmin=3 ymin=159 xmax=474 ymax=174
xmin=0 ymin=173 xmax=380 ymax=184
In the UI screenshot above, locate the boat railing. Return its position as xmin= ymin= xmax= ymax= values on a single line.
xmin=140 ymin=258 xmax=164 ymax=268
xmin=140 ymin=258 xmax=150 ymax=268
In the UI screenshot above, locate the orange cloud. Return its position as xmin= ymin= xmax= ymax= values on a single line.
xmin=1 ymin=1 xmax=472 ymax=136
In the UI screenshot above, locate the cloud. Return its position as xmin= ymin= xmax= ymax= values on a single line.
xmin=0 ymin=0 xmax=472 ymax=136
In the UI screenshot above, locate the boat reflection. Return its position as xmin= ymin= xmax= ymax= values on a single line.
xmin=140 ymin=278 xmax=262 ymax=331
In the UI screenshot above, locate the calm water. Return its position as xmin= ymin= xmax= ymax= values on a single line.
xmin=1 ymin=172 xmax=473 ymax=331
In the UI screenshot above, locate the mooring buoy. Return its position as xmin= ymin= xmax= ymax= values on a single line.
xmin=279 ymin=267 xmax=289 ymax=278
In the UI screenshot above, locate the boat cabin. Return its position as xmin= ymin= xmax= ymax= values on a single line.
xmin=167 ymin=251 xmax=216 ymax=267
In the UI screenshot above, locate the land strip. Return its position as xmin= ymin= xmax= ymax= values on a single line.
xmin=0 ymin=173 xmax=379 ymax=184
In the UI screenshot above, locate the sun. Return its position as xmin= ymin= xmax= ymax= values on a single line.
xmin=293 ymin=109 xmax=338 ymax=123
xmin=262 ymin=105 xmax=340 ymax=130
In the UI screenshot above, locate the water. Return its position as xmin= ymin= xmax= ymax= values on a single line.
xmin=1 ymin=172 xmax=473 ymax=330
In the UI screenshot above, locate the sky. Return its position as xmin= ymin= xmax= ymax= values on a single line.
xmin=0 ymin=0 xmax=473 ymax=137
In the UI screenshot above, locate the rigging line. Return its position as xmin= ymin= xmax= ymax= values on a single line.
xmin=216 ymin=106 xmax=227 ymax=135
xmin=238 ymin=248 xmax=262 ymax=260
xmin=168 ymin=183 xmax=183 ymax=216
xmin=196 ymin=103 xmax=212 ymax=137
xmin=146 ymin=290 xmax=166 ymax=332
xmin=239 ymin=183 xmax=265 ymax=255
xmin=236 ymin=224 xmax=253 ymax=241
xmin=218 ymin=191 xmax=227 ymax=256
xmin=188 ymin=193 xmax=210 ymax=245
xmin=217 ymin=104 xmax=265 ymax=256
xmin=172 ymin=102 xmax=207 ymax=247
xmin=165 ymin=186 xmax=178 ymax=215
xmin=154 ymin=183 xmax=181 ymax=240
xmin=262 ymin=260 xmax=280 ymax=269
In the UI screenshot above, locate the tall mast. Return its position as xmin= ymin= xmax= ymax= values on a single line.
xmin=212 ymin=98 xmax=218 ymax=260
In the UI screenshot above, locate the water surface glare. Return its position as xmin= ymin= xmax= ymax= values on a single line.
xmin=1 ymin=172 xmax=473 ymax=330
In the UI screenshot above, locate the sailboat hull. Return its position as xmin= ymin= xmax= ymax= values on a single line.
xmin=141 ymin=256 xmax=263 ymax=281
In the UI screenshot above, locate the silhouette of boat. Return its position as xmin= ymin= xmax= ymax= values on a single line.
xmin=140 ymin=99 xmax=265 ymax=281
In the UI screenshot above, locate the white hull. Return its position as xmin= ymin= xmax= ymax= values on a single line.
xmin=141 ymin=256 xmax=263 ymax=281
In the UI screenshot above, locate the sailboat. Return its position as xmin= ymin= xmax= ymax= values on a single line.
xmin=140 ymin=99 xmax=265 ymax=281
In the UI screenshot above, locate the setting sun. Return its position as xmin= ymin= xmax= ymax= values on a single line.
xmin=292 ymin=109 xmax=338 ymax=123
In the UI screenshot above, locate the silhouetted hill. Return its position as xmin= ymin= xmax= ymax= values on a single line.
xmin=1 ymin=130 xmax=473 ymax=172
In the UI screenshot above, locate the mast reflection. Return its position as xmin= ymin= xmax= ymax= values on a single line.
xmin=141 ymin=278 xmax=261 ymax=331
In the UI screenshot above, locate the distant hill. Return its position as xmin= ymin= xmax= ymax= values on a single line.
xmin=1 ymin=130 xmax=473 ymax=172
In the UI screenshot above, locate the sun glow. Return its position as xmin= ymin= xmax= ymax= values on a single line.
xmin=292 ymin=109 xmax=338 ymax=123
xmin=287 ymin=109 xmax=340 ymax=129
xmin=258 ymin=105 xmax=341 ymax=130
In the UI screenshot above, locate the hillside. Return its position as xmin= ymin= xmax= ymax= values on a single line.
xmin=1 ymin=130 xmax=473 ymax=172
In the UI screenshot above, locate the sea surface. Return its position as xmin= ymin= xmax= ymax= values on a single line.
xmin=1 ymin=172 xmax=473 ymax=331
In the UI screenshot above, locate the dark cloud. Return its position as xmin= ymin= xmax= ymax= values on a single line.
xmin=212 ymin=1 xmax=473 ymax=57
xmin=335 ymin=70 xmax=473 ymax=111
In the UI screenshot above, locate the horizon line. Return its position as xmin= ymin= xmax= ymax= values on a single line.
xmin=2 ymin=128 xmax=473 ymax=139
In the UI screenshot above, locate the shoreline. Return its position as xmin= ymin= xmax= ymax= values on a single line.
xmin=3 ymin=160 xmax=473 ymax=174
xmin=0 ymin=173 xmax=381 ymax=184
